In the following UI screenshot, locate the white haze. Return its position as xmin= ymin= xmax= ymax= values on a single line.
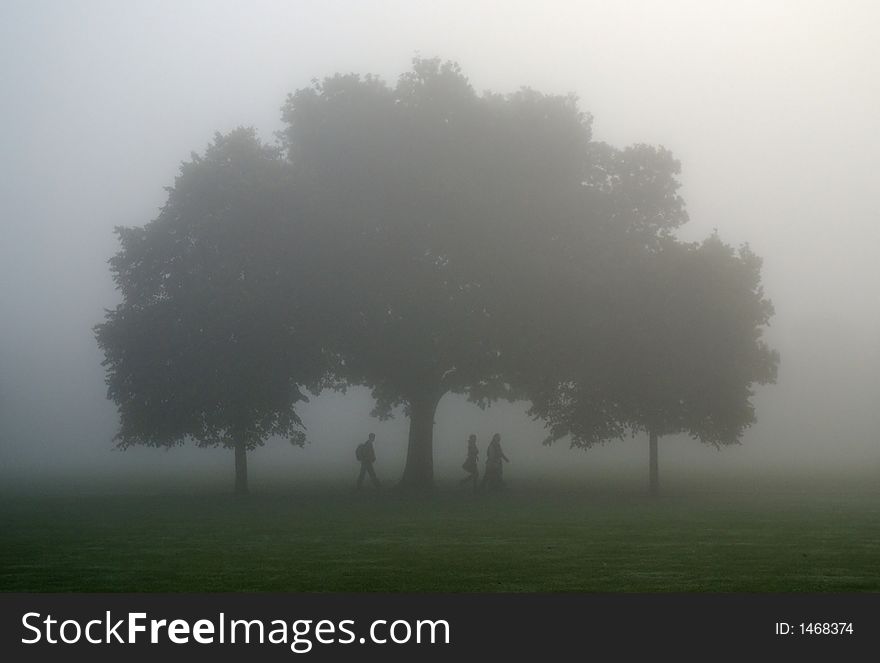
xmin=1 ymin=0 xmax=878 ymax=489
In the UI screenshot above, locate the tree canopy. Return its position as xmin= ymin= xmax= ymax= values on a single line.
xmin=526 ymin=234 xmax=779 ymax=493
xmin=97 ymin=58 xmax=778 ymax=494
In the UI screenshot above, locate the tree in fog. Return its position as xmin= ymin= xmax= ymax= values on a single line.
xmin=530 ymin=235 xmax=779 ymax=495
xmin=511 ymin=140 xmax=693 ymax=444
xmin=95 ymin=129 xmax=324 ymax=495
xmin=97 ymin=58 xmax=778 ymax=495
xmin=280 ymin=58 xmax=680 ymax=489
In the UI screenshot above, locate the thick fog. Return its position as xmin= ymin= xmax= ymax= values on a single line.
xmin=1 ymin=0 xmax=878 ymax=490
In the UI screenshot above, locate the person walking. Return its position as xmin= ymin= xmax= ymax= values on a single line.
xmin=356 ymin=433 xmax=381 ymax=489
xmin=460 ymin=434 xmax=479 ymax=490
xmin=482 ymin=433 xmax=509 ymax=491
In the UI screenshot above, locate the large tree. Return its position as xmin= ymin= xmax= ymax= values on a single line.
xmin=95 ymin=128 xmax=324 ymax=494
xmin=279 ymin=58 xmax=673 ymax=489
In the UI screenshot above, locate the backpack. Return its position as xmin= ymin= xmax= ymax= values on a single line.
xmin=355 ymin=443 xmax=367 ymax=462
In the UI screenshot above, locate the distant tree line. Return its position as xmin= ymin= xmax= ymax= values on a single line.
xmin=95 ymin=58 xmax=778 ymax=495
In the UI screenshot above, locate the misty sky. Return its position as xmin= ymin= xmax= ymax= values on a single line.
xmin=1 ymin=0 xmax=878 ymax=487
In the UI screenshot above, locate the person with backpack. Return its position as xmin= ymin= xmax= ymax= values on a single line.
xmin=356 ymin=433 xmax=381 ymax=489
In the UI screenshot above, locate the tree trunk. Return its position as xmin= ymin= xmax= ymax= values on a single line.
xmin=234 ymin=438 xmax=249 ymax=496
xmin=398 ymin=391 xmax=442 ymax=492
xmin=648 ymin=428 xmax=659 ymax=497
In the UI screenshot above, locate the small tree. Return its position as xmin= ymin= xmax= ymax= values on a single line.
xmin=531 ymin=235 xmax=779 ymax=495
xmin=95 ymin=128 xmax=323 ymax=494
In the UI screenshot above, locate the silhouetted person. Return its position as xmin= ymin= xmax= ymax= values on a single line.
xmin=481 ymin=433 xmax=509 ymax=491
xmin=460 ymin=434 xmax=479 ymax=490
xmin=356 ymin=433 xmax=381 ymax=489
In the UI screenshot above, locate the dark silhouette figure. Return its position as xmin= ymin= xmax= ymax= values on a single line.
xmin=459 ymin=434 xmax=479 ymax=490
xmin=356 ymin=433 xmax=381 ymax=489
xmin=481 ymin=433 xmax=509 ymax=491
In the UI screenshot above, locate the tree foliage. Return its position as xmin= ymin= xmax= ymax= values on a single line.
xmin=530 ymin=235 xmax=779 ymax=448
xmin=97 ymin=58 xmax=778 ymax=494
xmin=96 ymin=128 xmax=324 ymax=492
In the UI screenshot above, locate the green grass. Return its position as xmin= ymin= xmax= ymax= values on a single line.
xmin=2 ymin=481 xmax=879 ymax=592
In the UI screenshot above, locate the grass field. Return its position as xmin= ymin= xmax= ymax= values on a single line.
xmin=2 ymin=478 xmax=879 ymax=592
